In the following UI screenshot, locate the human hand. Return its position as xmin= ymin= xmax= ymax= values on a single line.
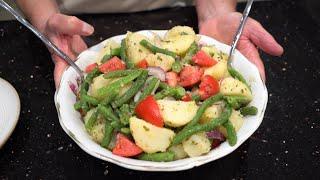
xmin=199 ymin=12 xmax=284 ymax=81
xmin=42 ymin=13 xmax=94 ymax=87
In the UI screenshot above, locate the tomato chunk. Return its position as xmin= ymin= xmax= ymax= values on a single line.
xmin=135 ymin=95 xmax=164 ymax=127
xmin=192 ymin=50 xmax=217 ymax=67
xmin=99 ymin=56 xmax=126 ymax=73
xmin=198 ymin=75 xmax=220 ymax=100
xmin=85 ymin=63 xmax=98 ymax=73
xmin=166 ymin=71 xmax=178 ymax=87
xmin=112 ymin=133 xmax=142 ymax=157
xmin=178 ymin=66 xmax=203 ymax=87
xmin=181 ymin=93 xmax=192 ymax=101
xmin=137 ymin=59 xmax=148 ymax=69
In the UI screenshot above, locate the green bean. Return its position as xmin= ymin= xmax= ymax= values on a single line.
xmin=183 ymin=93 xmax=223 ymax=130
xmin=240 ymin=106 xmax=258 ymax=116
xmin=101 ymin=88 xmax=119 ymax=105
xmin=112 ymin=70 xmax=148 ymax=108
xmin=182 ymin=42 xmax=198 ymax=64
xmin=96 ymin=70 xmax=143 ymax=100
xmin=223 ymin=95 xmax=250 ymax=109
xmin=159 ymin=82 xmax=169 ymax=90
xmin=85 ymin=109 xmax=98 ymax=130
xmin=81 ymin=101 xmax=90 ymax=113
xmin=138 ymin=152 xmax=175 ymax=162
xmin=191 ymin=94 xmax=201 ymax=102
xmin=101 ymin=122 xmax=114 ymax=148
xmin=85 ymin=68 xmax=101 ymax=83
xmin=154 ymin=86 xmax=186 ymax=100
xmin=223 ymin=120 xmax=237 ymax=146
xmin=82 ymin=95 xmax=99 ymax=106
xmin=101 ymin=47 xmax=121 ymax=63
xmin=227 ymin=65 xmax=250 ymax=90
xmin=74 ymin=101 xmax=82 ymax=110
xmin=118 ymin=104 xmax=133 ymax=125
xmin=172 ymin=61 xmax=182 ymax=73
xmin=171 ymin=104 xmax=232 ymax=146
xmin=98 ymin=104 xmax=119 ymax=122
xmin=138 ymin=77 xmax=160 ymax=102
xmin=120 ymin=127 xmax=131 ymax=135
xmin=103 ymin=69 xmax=139 ymax=79
xmin=140 ymin=39 xmax=177 ymax=58
xmin=120 ymin=39 xmax=135 ymax=69
xmin=110 ymin=121 xmax=122 ymax=130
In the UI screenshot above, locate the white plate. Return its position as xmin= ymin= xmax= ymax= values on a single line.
xmin=0 ymin=78 xmax=20 ymax=148
xmin=55 ymin=30 xmax=268 ymax=171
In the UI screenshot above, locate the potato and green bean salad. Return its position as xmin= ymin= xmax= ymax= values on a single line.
xmin=74 ymin=26 xmax=257 ymax=162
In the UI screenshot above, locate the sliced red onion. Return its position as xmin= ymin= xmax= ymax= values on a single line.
xmin=133 ymin=91 xmax=142 ymax=103
xmin=147 ymin=67 xmax=166 ymax=81
xmin=68 ymin=81 xmax=78 ymax=96
xmin=206 ymin=130 xmax=225 ymax=141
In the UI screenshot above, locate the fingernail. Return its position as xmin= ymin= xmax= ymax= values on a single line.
xmin=82 ymin=22 xmax=94 ymax=34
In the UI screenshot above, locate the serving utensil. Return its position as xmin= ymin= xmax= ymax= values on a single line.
xmin=0 ymin=0 xmax=84 ymax=81
xmin=227 ymin=0 xmax=254 ymax=65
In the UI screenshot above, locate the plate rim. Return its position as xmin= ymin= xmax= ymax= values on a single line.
xmin=0 ymin=77 xmax=20 ymax=148
xmin=54 ymin=30 xmax=268 ymax=171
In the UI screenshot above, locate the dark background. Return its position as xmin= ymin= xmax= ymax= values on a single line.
xmin=0 ymin=0 xmax=319 ymax=179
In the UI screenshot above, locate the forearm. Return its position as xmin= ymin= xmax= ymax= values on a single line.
xmin=196 ymin=0 xmax=236 ymax=24
xmin=16 ymin=0 xmax=59 ymax=31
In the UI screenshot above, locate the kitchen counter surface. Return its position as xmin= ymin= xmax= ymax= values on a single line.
xmin=0 ymin=0 xmax=319 ymax=179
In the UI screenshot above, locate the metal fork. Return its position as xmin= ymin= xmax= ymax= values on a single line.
xmin=0 ymin=0 xmax=84 ymax=81
xmin=227 ymin=0 xmax=254 ymax=65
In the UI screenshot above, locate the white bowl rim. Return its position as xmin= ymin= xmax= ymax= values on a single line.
xmin=54 ymin=29 xmax=268 ymax=171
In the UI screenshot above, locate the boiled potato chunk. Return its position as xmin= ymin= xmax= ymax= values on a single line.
xmin=161 ymin=26 xmax=196 ymax=55
xmin=168 ymin=144 xmax=188 ymax=160
xmin=182 ymin=132 xmax=211 ymax=157
xmin=126 ymin=32 xmax=153 ymax=65
xmin=218 ymin=110 xmax=244 ymax=137
xmin=145 ymin=53 xmax=175 ymax=71
xmin=220 ymin=77 xmax=253 ymax=101
xmin=129 ymin=117 xmax=175 ymax=153
xmin=84 ymin=108 xmax=105 ymax=143
xmin=201 ymin=46 xmax=228 ymax=62
xmin=157 ymin=100 xmax=198 ymax=127
xmin=96 ymin=40 xmax=120 ymax=64
xmin=88 ymin=75 xmax=131 ymax=99
xmin=200 ymin=103 xmax=224 ymax=124
xmin=204 ymin=60 xmax=229 ymax=80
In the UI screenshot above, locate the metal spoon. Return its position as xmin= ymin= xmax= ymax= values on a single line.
xmin=227 ymin=0 xmax=254 ymax=65
xmin=0 ymin=0 xmax=84 ymax=81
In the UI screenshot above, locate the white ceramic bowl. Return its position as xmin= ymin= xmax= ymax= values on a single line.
xmin=54 ymin=30 xmax=268 ymax=171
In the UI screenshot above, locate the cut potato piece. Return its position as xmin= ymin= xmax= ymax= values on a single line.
xmin=182 ymin=132 xmax=211 ymax=157
xmin=201 ymin=46 xmax=228 ymax=62
xmin=96 ymin=40 xmax=120 ymax=64
xmin=126 ymin=32 xmax=153 ymax=65
xmin=204 ymin=60 xmax=229 ymax=80
xmin=200 ymin=103 xmax=224 ymax=124
xmin=220 ymin=77 xmax=253 ymax=101
xmin=218 ymin=110 xmax=244 ymax=137
xmin=161 ymin=26 xmax=196 ymax=55
xmin=84 ymin=108 xmax=105 ymax=143
xmin=157 ymin=100 xmax=198 ymax=127
xmin=168 ymin=144 xmax=188 ymax=160
xmin=129 ymin=117 xmax=175 ymax=153
xmin=145 ymin=53 xmax=175 ymax=71
xmin=88 ymin=75 xmax=131 ymax=99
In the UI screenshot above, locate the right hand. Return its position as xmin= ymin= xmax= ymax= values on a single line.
xmin=42 ymin=13 xmax=94 ymax=87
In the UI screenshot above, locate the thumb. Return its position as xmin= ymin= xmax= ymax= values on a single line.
xmin=47 ymin=13 xmax=94 ymax=36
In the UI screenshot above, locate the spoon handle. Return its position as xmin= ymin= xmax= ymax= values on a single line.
xmin=0 ymin=0 xmax=84 ymax=80
xmin=228 ymin=0 xmax=254 ymax=64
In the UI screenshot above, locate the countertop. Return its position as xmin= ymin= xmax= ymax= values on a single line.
xmin=0 ymin=0 xmax=319 ymax=179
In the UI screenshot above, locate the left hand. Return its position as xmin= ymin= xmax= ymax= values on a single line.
xmin=199 ymin=12 xmax=284 ymax=81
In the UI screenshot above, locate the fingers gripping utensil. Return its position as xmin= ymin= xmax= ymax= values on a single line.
xmin=227 ymin=0 xmax=254 ymax=65
xmin=0 ymin=0 xmax=84 ymax=81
